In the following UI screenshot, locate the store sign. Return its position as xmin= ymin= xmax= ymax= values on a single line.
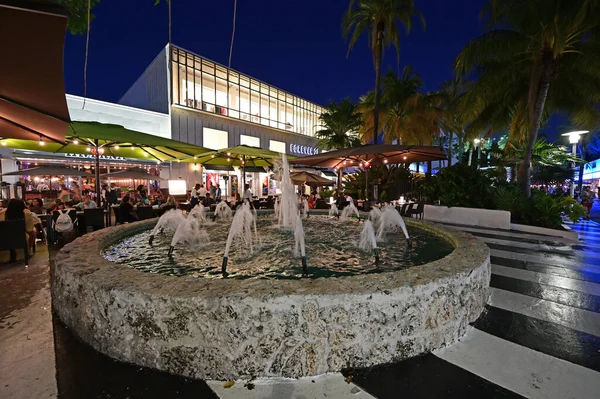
xmin=289 ymin=144 xmax=318 ymax=156
xmin=65 ymin=153 xmax=126 ymax=161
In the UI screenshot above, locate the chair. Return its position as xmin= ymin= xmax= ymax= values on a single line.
xmin=399 ymin=203 xmax=408 ymax=216
xmin=403 ymin=203 xmax=414 ymax=217
xmin=411 ymin=202 xmax=425 ymax=220
xmin=0 ymin=219 xmax=29 ymax=266
xmin=52 ymin=210 xmax=78 ymax=241
xmin=83 ymin=208 xmax=105 ymax=231
xmin=135 ymin=206 xmax=155 ymax=221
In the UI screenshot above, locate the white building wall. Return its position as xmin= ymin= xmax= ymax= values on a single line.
xmin=66 ymin=95 xmax=171 ymax=139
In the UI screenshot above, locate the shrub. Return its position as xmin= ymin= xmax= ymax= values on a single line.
xmin=422 ymin=163 xmax=494 ymax=208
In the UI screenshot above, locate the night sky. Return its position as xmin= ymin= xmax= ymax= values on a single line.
xmin=62 ymin=0 xmax=564 ymax=139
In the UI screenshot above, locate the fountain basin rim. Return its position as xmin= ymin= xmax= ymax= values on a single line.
xmin=55 ymin=213 xmax=488 ymax=299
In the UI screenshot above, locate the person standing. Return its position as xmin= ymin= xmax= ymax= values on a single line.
xmin=581 ymin=187 xmax=593 ymax=220
xmin=190 ymin=183 xmax=201 ymax=208
xmin=215 ymin=184 xmax=222 ymax=201
xmin=198 ymin=184 xmax=207 ymax=201
xmin=209 ymin=182 xmax=216 ymax=198
xmin=243 ymin=184 xmax=253 ymax=204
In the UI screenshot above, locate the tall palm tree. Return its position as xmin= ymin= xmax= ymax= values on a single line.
xmin=342 ymin=0 xmax=424 ymax=145
xmin=456 ymin=0 xmax=600 ymax=196
xmin=315 ymin=99 xmax=363 ymax=191
xmin=359 ymin=67 xmax=446 ymax=146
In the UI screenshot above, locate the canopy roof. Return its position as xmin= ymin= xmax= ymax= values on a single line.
xmin=0 ymin=122 xmax=211 ymax=162
xmin=288 ymin=171 xmax=335 ymax=186
xmin=185 ymin=145 xmax=293 ymax=167
xmin=0 ymin=0 xmax=70 ymax=143
xmin=1 ymin=165 xmax=92 ymax=177
xmin=289 ymin=145 xmax=447 ymax=169
xmin=101 ymin=168 xmax=164 ymax=180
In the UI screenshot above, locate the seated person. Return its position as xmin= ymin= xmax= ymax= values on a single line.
xmin=51 ymin=199 xmax=65 ymax=212
xmin=76 ymin=194 xmax=97 ymax=210
xmin=308 ymin=194 xmax=317 ymax=209
xmin=160 ymin=195 xmax=177 ymax=209
xmin=138 ymin=193 xmax=151 ymax=206
xmin=119 ymin=195 xmax=137 ymax=223
xmin=29 ymin=198 xmax=45 ymax=214
xmin=0 ymin=199 xmax=36 ymax=263
xmin=202 ymin=193 xmax=215 ymax=208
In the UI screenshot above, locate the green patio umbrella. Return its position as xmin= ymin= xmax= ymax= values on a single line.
xmin=0 ymin=121 xmax=211 ymax=198
xmin=184 ymin=145 xmax=294 ymax=189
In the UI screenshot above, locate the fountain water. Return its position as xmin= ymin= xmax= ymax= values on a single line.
xmin=340 ymin=201 xmax=360 ymax=221
xmin=329 ymin=203 xmax=339 ymax=217
xmin=149 ymin=209 xmax=186 ymax=245
xmin=293 ymin=214 xmax=308 ymax=274
xmin=214 ymin=201 xmax=232 ymax=221
xmin=168 ymin=205 xmax=210 ymax=257
xmin=222 ymin=201 xmax=259 ymax=275
xmin=369 ymin=207 xmax=383 ymax=231
xmin=277 ymin=154 xmax=298 ymax=229
xmin=359 ymin=219 xmax=379 ymax=263
xmin=377 ymin=204 xmax=410 ymax=241
xmin=301 ymin=196 xmax=309 ymax=219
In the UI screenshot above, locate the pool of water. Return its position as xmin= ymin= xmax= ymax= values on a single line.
xmin=103 ymin=216 xmax=454 ymax=279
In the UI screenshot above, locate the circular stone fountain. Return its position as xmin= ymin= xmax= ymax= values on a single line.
xmin=52 ymin=212 xmax=490 ymax=380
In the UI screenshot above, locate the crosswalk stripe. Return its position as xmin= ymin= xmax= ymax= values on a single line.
xmin=478 ymin=236 xmax=576 ymax=253
xmin=489 ymin=287 xmax=600 ymax=336
xmin=490 ymin=274 xmax=600 ymax=313
xmin=473 ymin=305 xmax=600 ymax=371
xmin=207 ymin=374 xmax=375 ymax=399
xmin=492 ymin=264 xmax=600 ymax=296
xmin=490 ymin=248 xmax=599 ymax=272
xmin=434 ymin=327 xmax=600 ymax=399
xmin=491 ymin=255 xmax=600 ymax=283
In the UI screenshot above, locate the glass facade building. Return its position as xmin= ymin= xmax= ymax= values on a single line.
xmin=171 ymin=46 xmax=323 ymax=137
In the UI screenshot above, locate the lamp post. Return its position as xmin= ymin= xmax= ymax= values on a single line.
xmin=561 ymin=130 xmax=588 ymax=197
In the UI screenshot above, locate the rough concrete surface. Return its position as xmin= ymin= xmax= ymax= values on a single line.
xmin=52 ymin=216 xmax=490 ymax=380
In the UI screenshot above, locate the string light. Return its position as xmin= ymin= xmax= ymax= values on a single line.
xmin=1 ymin=141 xmax=6 ymax=146
xmin=73 ymin=139 xmax=79 ymax=145
xmin=86 ymin=147 xmax=91 ymax=152
xmin=403 ymin=156 xmax=407 ymax=160
xmin=227 ymin=152 xmax=231 ymax=156
xmin=39 ymin=136 xmax=44 ymax=146
xmin=383 ymin=159 xmax=388 ymax=164
xmin=115 ymin=145 xmax=120 ymax=150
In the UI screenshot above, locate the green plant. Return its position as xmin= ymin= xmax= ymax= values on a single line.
xmin=422 ymin=163 xmax=494 ymax=208
xmin=319 ymin=188 xmax=334 ymax=199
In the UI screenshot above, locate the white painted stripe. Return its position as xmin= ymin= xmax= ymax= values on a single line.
xmin=491 ymin=248 xmax=600 ymax=273
xmin=492 ymin=264 xmax=600 ymax=296
xmin=452 ymin=225 xmax=573 ymax=244
xmin=489 ymin=287 xmax=600 ymax=336
xmin=207 ymin=373 xmax=375 ymax=399
xmin=477 ymin=236 xmax=576 ymax=253
xmin=570 ymin=229 xmax=600 ymax=238
xmin=435 ymin=327 xmax=600 ymax=399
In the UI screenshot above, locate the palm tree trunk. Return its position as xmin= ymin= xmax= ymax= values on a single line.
xmin=372 ymin=24 xmax=384 ymax=145
xmin=521 ymin=61 xmax=553 ymax=197
xmin=337 ymin=168 xmax=343 ymax=194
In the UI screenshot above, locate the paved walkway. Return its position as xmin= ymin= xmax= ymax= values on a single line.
xmin=1 ymin=219 xmax=599 ymax=398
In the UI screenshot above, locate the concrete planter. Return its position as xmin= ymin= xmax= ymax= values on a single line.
xmin=424 ymin=205 xmax=511 ymax=230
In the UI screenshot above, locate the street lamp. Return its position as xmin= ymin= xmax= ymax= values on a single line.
xmin=561 ymin=130 xmax=588 ymax=197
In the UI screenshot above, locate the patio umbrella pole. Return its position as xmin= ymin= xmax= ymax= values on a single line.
xmin=94 ymin=138 xmax=100 ymax=204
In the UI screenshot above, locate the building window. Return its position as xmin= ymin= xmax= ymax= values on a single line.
xmin=240 ymin=135 xmax=260 ymax=148
xmin=269 ymin=140 xmax=286 ymax=154
xmin=171 ymin=47 xmax=324 ymax=137
xmin=203 ymin=127 xmax=228 ymax=150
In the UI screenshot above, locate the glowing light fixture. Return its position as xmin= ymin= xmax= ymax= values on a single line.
xmin=403 ymin=156 xmax=407 ymax=160
xmin=114 ymin=145 xmax=120 ymax=150
xmin=561 ymin=130 xmax=589 ymax=144
xmin=39 ymin=136 xmax=44 ymax=146
xmin=72 ymin=139 xmax=79 ymax=145
xmin=383 ymin=159 xmax=388 ymax=164
xmin=1 ymin=141 xmax=6 ymax=146
xmin=86 ymin=147 xmax=91 ymax=152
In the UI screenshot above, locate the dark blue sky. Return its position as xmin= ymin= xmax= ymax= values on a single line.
xmin=64 ymin=0 xmax=487 ymax=104
xmin=63 ymin=0 xmax=566 ymax=139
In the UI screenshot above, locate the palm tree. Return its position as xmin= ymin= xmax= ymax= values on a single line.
xmin=315 ymin=99 xmax=363 ymax=191
xmin=359 ymin=67 xmax=446 ymax=146
xmin=456 ymin=0 xmax=600 ymax=196
xmin=343 ymin=0 xmax=424 ymax=145
xmin=438 ymin=78 xmax=469 ymax=165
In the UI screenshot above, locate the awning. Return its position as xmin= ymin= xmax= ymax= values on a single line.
xmin=0 ymin=1 xmax=71 ymax=143
xmin=101 ymin=168 xmax=164 ymax=180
